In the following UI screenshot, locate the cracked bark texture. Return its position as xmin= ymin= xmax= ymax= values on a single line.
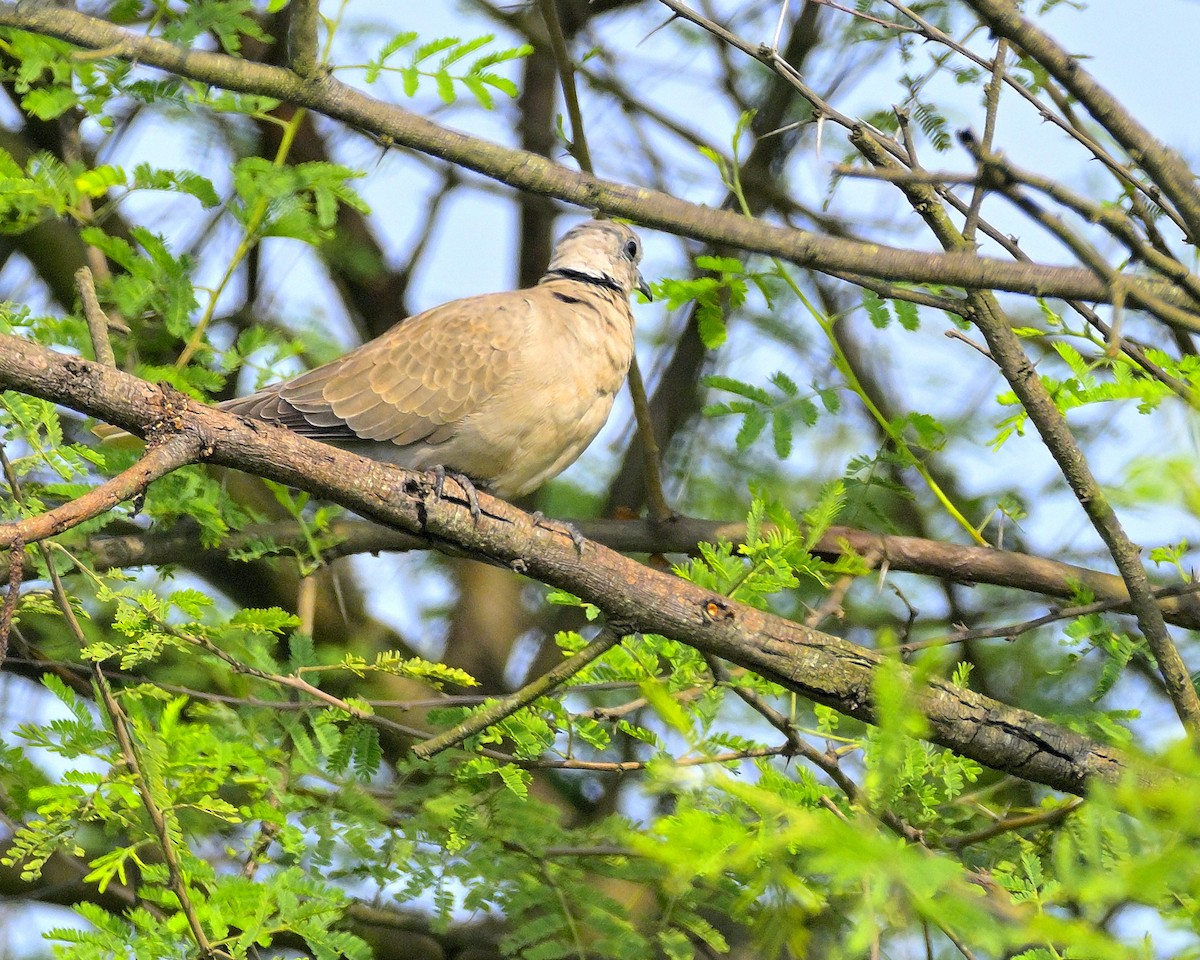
xmin=0 ymin=336 xmax=1141 ymax=796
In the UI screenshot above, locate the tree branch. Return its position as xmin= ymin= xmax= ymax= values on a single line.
xmin=0 ymin=334 xmax=1146 ymax=794
xmin=0 ymin=2 xmax=1193 ymax=315
xmin=9 ymin=514 xmax=1200 ymax=629
xmin=0 ymin=433 xmax=202 ymax=549
xmin=411 ymin=621 xmax=626 ymax=759
xmin=961 ymin=0 xmax=1200 ymax=245
xmin=848 ymin=125 xmax=1200 ymax=733
xmin=286 ymin=0 xmax=320 ymax=79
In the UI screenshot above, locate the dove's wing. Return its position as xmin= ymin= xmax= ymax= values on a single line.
xmin=221 ymin=291 xmax=530 ymax=448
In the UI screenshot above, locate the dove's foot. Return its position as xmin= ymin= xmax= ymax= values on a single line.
xmin=531 ymin=511 xmax=586 ymax=553
xmin=431 ymin=465 xmax=482 ymax=523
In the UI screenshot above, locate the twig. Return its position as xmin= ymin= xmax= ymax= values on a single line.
xmin=944 ymin=328 xmax=992 ymax=359
xmin=537 ymin=0 xmax=593 ymax=175
xmin=412 ymin=621 xmax=627 ymax=759
xmin=811 ymin=0 xmax=919 ymax=33
xmin=708 ymin=651 xmax=924 ymax=843
xmin=11 ymin=515 xmax=1200 ymax=629
xmin=899 ymin=585 xmax=1200 ymax=653
xmin=957 ymin=133 xmax=1200 ymax=341
xmin=535 ymin=0 xmax=672 ymax=519
xmin=834 ymin=165 xmax=980 ymax=187
xmin=1 ymin=444 xmax=219 ymax=956
xmin=967 ymin=147 xmax=1200 ymax=308
xmin=505 ymin=745 xmax=789 ymax=772
xmin=878 ymin=0 xmax=1191 ymax=239
xmin=850 ymin=124 xmax=1200 ymax=733
xmin=805 ymin=552 xmax=880 ymax=630
xmin=827 ymin=270 xmax=969 ymax=315
xmin=962 ymin=0 xmax=1200 ymax=244
xmin=60 ymin=118 xmax=130 ymax=337
xmin=86 ymin=652 xmax=221 ymax=958
xmin=0 ymin=432 xmax=202 ymax=549
xmin=0 ymin=2 xmax=1194 ymax=310
xmin=0 ymin=336 xmax=1151 ymax=794
xmin=625 ymin=359 xmax=674 ymax=520
xmin=287 ymin=0 xmax=320 ymax=79
xmin=941 ymin=798 xmax=1084 ymax=850
xmin=75 ymin=267 xmax=117 ymax=368
xmin=994 ymin=181 xmax=1200 ymax=335
xmin=0 ymin=534 xmax=20 ymax=662
xmin=931 ymin=150 xmax=1197 ymax=399
xmin=961 ymin=38 xmax=1006 ymax=243
xmin=0 ymin=444 xmax=25 ymax=662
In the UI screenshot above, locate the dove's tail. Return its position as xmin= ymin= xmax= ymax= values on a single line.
xmin=92 ymin=423 xmax=142 ymax=448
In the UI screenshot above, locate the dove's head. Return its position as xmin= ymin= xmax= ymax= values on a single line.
xmin=543 ymin=220 xmax=652 ymax=301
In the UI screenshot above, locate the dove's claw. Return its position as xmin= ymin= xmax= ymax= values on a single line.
xmin=430 ymin=466 xmax=482 ymax=523
xmin=531 ymin=511 xmax=586 ymax=553
xmin=460 ymin=475 xmax=482 ymax=523
xmin=564 ymin=521 xmax=586 ymax=553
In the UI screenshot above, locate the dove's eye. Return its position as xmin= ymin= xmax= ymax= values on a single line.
xmin=624 ymin=239 xmax=639 ymax=259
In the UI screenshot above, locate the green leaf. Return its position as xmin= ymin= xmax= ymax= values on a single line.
xmin=434 ymin=70 xmax=456 ymax=104
xmin=735 ymin=405 xmax=768 ymax=452
xmin=771 ymin=410 xmax=793 ymax=459
xmin=414 ymin=37 xmax=459 ymax=64
xmin=696 ymin=300 xmax=727 ymax=348
xmin=441 ymin=35 xmax=493 ymax=67
xmin=694 ymin=255 xmax=744 ymax=273
xmin=704 ymin=375 xmax=770 ymax=404
xmin=863 ymin=289 xmax=891 ymax=328
xmin=480 ymin=73 xmax=518 ymax=98
xmin=22 ymin=86 xmax=79 ymax=120
xmin=401 ymin=65 xmax=420 ymax=97
xmin=640 ymin=680 xmax=692 ymax=736
xmin=461 ymin=75 xmax=494 ymax=109
xmin=894 ymin=297 xmax=920 ymax=330
xmin=366 ymin=30 xmax=419 ymax=82
xmin=131 ymin=163 xmax=220 ymax=207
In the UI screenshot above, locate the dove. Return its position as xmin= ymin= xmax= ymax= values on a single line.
xmin=217 ymin=219 xmax=649 ymax=506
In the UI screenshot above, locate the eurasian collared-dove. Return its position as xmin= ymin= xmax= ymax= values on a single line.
xmin=220 ymin=219 xmax=649 ymax=501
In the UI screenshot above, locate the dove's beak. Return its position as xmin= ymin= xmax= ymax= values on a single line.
xmin=636 ymin=271 xmax=652 ymax=301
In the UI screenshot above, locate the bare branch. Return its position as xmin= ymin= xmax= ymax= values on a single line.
xmin=0 ymin=2 xmax=1191 ymax=314
xmin=849 ymin=125 xmax=1200 ymax=733
xmin=75 ymin=267 xmax=118 ymax=367
xmin=0 ymin=433 xmax=202 ymax=549
xmin=962 ymin=0 xmax=1200 ymax=244
xmin=412 ymin=621 xmax=626 ymax=759
xmin=287 ymin=0 xmax=321 ymax=79
xmin=10 ymin=515 xmax=1200 ymax=630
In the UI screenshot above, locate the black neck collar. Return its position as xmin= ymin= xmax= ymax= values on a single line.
xmin=542 ymin=268 xmax=624 ymax=295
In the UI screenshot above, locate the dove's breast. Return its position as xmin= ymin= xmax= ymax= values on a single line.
xmin=422 ymin=282 xmax=636 ymax=499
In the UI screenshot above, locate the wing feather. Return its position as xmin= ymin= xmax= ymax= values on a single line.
xmin=219 ymin=292 xmax=529 ymax=448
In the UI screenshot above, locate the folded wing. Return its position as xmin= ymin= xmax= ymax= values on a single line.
xmin=222 ymin=292 xmax=530 ymax=449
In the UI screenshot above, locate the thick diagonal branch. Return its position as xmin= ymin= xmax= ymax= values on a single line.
xmin=0 ymin=335 xmax=1144 ymax=794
